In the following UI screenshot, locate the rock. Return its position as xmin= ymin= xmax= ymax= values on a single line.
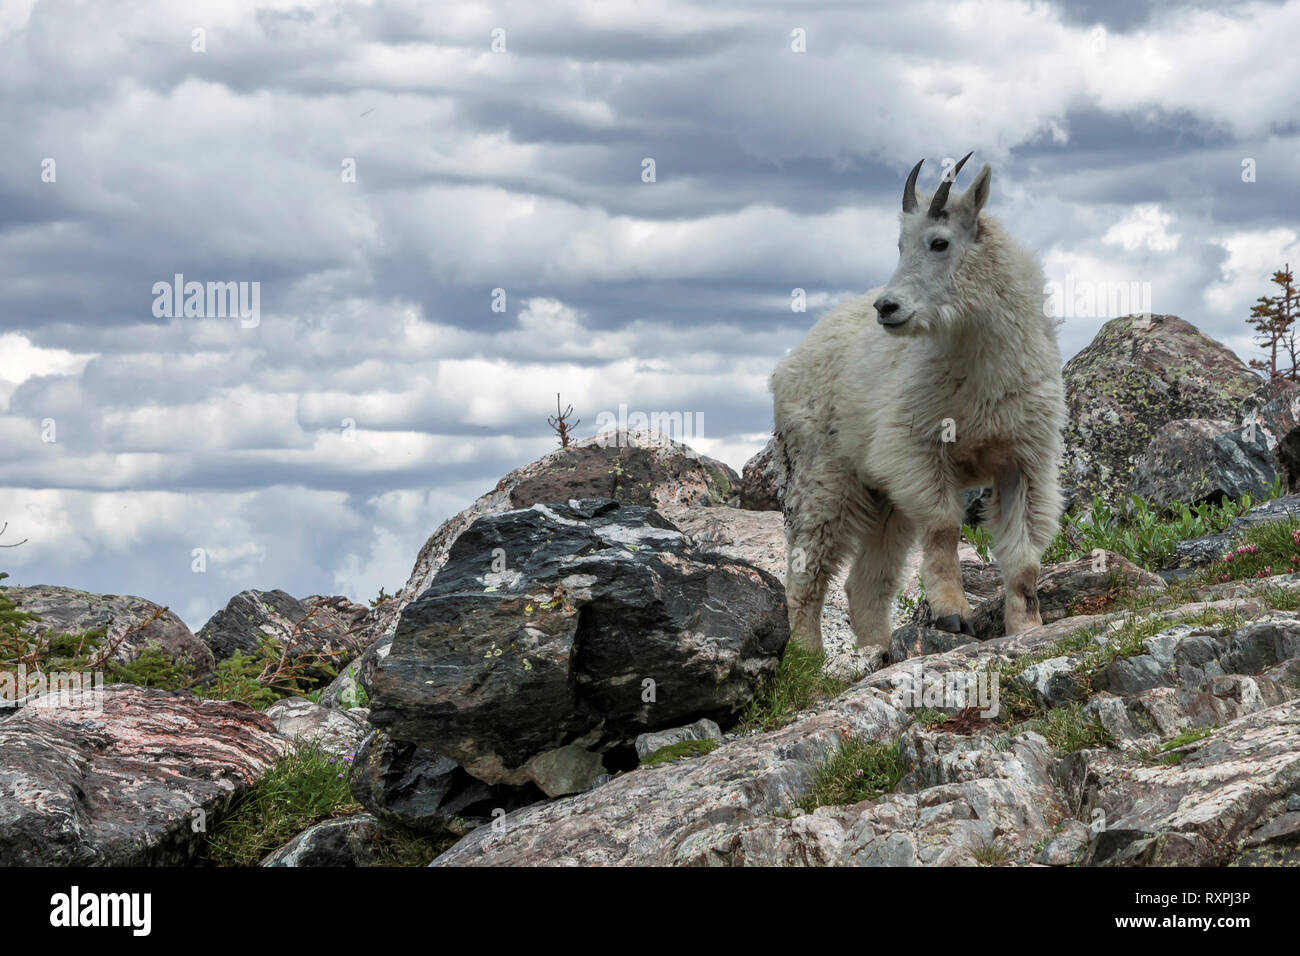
xmin=368 ymin=499 xmax=789 ymax=792
xmin=348 ymin=729 xmax=542 ymax=835
xmin=1240 ymin=381 xmax=1300 ymax=491
xmin=1238 ymin=376 xmax=1298 ymax=420
xmin=0 ymin=686 xmax=282 ymax=865
xmin=1078 ymin=615 xmax=1299 ymax=743
xmin=1093 ymin=655 xmax=1172 ymax=696
xmin=697 ymin=730 xmax=1069 ymax=867
xmin=261 ymin=814 xmax=386 ymax=867
xmin=302 ymin=594 xmax=375 ymax=643
xmin=432 ymin=691 xmax=908 ymax=866
xmin=197 ymin=589 xmax=370 ymax=687
xmin=525 ymin=744 xmax=608 ymax=797
xmin=888 ymin=625 xmax=979 ymax=663
xmin=1012 ymin=656 xmax=1087 ymax=709
xmin=956 ymin=559 xmax=1007 ymax=604
xmin=971 ymin=551 xmax=1165 ymax=638
xmin=3 ymin=584 xmax=215 ymax=681
xmin=1060 ymin=314 xmax=1261 ymax=508
xmin=1127 ymin=418 xmax=1274 ymax=509
xmin=1035 ymin=820 xmax=1093 ymax=866
xmin=369 ymin=430 xmax=741 ymax=648
xmin=1220 ymin=616 xmax=1300 ymax=674
xmin=264 ymin=697 xmax=369 ymax=755
xmin=635 ymin=718 xmax=724 ymax=760
xmin=739 ymin=438 xmax=783 ymax=511
xmin=1064 ymin=697 xmax=1300 ymax=865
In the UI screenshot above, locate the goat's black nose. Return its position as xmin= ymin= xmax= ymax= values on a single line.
xmin=875 ymin=298 xmax=900 ymax=317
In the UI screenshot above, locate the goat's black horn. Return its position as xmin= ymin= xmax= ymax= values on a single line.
xmin=928 ymin=151 xmax=973 ymax=217
xmin=902 ymin=159 xmax=923 ymax=213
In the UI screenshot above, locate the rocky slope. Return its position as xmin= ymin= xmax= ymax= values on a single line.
xmin=432 ymin=588 xmax=1300 ymax=866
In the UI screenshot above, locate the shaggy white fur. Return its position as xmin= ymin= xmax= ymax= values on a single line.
xmin=771 ymin=160 xmax=1065 ymax=651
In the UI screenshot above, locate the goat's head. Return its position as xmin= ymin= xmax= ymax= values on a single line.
xmin=874 ymin=152 xmax=992 ymax=335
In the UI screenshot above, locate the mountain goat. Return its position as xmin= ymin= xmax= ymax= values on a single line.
xmin=771 ymin=153 xmax=1065 ymax=651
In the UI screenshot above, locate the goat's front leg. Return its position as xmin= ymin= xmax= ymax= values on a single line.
xmin=990 ymin=459 xmax=1060 ymax=634
xmin=920 ymin=524 xmax=974 ymax=635
xmin=890 ymin=468 xmax=971 ymax=636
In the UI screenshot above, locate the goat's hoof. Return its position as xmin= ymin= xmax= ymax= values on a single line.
xmin=933 ymin=613 xmax=975 ymax=637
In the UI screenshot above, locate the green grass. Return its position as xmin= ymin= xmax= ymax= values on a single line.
xmin=1015 ymin=702 xmax=1114 ymax=753
xmin=1248 ymin=580 xmax=1300 ymax=610
xmin=739 ymin=642 xmax=850 ymax=733
xmin=913 ymin=707 xmax=953 ymax=727
xmin=796 ymin=736 xmax=905 ymax=813
xmin=640 ymin=738 xmax=719 ymax=766
xmin=971 ymin=839 xmax=1011 ymax=866
xmin=198 ymin=741 xmax=450 ymax=866
xmin=198 ymin=742 xmax=362 ymax=866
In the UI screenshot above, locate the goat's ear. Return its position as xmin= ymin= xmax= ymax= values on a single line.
xmin=959 ymin=164 xmax=992 ymax=226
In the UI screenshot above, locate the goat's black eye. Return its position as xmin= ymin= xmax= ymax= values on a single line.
xmin=930 ymin=238 xmax=949 ymax=251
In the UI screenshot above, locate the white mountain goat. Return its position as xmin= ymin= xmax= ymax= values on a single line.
xmin=771 ymin=153 xmax=1065 ymax=651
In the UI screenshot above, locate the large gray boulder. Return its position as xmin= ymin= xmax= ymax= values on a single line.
xmin=1240 ymin=381 xmax=1300 ymax=492
xmin=348 ymin=728 xmax=542 ymax=834
xmin=366 ymin=430 xmax=740 ymax=649
xmin=367 ymin=498 xmax=789 ymax=797
xmin=1060 ymin=314 xmax=1262 ymax=508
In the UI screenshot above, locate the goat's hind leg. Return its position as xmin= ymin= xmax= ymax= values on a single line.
xmin=845 ymin=495 xmax=916 ymax=648
xmin=990 ymin=460 xmax=1058 ymax=634
xmin=783 ymin=483 xmax=855 ymax=655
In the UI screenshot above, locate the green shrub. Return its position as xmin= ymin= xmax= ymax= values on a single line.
xmin=198 ymin=741 xmax=451 ymax=867
xmin=1194 ymin=515 xmax=1300 ymax=585
xmin=105 ymin=647 xmax=193 ymax=690
xmin=1045 ymin=482 xmax=1283 ymax=571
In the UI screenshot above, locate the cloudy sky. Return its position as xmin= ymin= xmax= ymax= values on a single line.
xmin=3 ymin=0 xmax=1299 ymax=629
